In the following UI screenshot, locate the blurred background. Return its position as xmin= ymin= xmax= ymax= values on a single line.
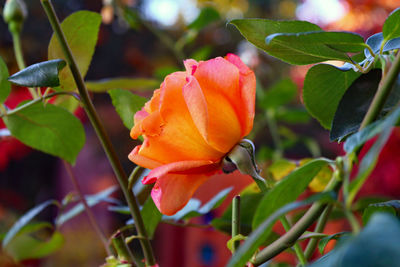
xmin=0 ymin=0 xmax=399 ymax=266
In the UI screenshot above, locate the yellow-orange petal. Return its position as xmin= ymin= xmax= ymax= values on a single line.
xmin=183 ymin=76 xmax=209 ymax=140
xmin=151 ymin=173 xmax=210 ymax=215
xmin=128 ymin=145 xmax=162 ymax=169
xmin=225 ymin=53 xmax=256 ymax=136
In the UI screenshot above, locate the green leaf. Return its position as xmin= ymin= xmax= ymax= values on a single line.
xmin=252 ymin=159 xmax=330 ymax=229
xmin=108 ymin=89 xmax=147 ymax=129
xmin=303 ymin=64 xmax=361 ymax=129
xmin=190 ymin=46 xmax=213 ymax=61
xmin=4 ymin=102 xmax=85 ymax=164
xmin=227 ymin=191 xmax=336 ymax=267
xmin=383 ymin=8 xmax=400 ymax=42
xmin=4 ymin=223 xmax=64 ymax=262
xmin=0 ymin=56 xmax=11 ymax=103
xmin=318 ymin=232 xmax=349 ymax=254
xmin=8 ymin=59 xmax=66 ymax=87
xmin=310 ymin=213 xmax=400 ymax=267
xmin=347 ymin=107 xmax=400 ymax=205
xmin=330 ymin=69 xmax=382 ymax=141
xmin=188 ymin=7 xmax=220 ymax=30
xmin=362 ymin=200 xmax=400 ymax=225
xmin=230 ymin=19 xmax=321 ymax=62
xmin=141 ymin=197 xmax=162 ymax=239
xmin=211 ymin=185 xmax=263 ymax=235
xmin=48 ymin=11 xmax=101 ymax=91
xmin=56 ymin=185 xmax=118 ymax=226
xmin=258 ymin=78 xmax=297 ymax=110
xmin=86 ymin=78 xmax=159 ymax=93
xmin=275 ymin=108 xmax=311 ymax=124
xmin=2 ymin=200 xmax=59 ymax=247
xmin=264 ymin=31 xmax=364 ymax=64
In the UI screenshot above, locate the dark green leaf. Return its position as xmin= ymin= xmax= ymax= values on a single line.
xmin=4 ymin=223 xmax=64 ymax=262
xmin=2 ymin=200 xmax=59 ymax=247
xmin=4 ymin=102 xmax=85 ymax=164
xmin=108 ymin=89 xmax=147 ymax=129
xmin=383 ymin=8 xmax=400 ymax=42
xmin=56 ymin=185 xmax=118 ymax=226
xmin=48 ymin=11 xmax=101 ymax=91
xmin=211 ymin=186 xmax=263 ymax=235
xmin=141 ymin=197 xmax=162 ymax=239
xmin=120 ymin=6 xmax=140 ymax=30
xmin=348 ymin=107 xmax=400 ymax=205
xmin=264 ymin=31 xmax=364 ymax=64
xmin=227 ymin=191 xmax=336 ymax=267
xmin=330 ymin=69 xmax=400 ymax=141
xmin=86 ymin=78 xmax=159 ymax=92
xmin=0 ymin=56 xmax=11 ymax=103
xmin=362 ymin=200 xmax=400 ymax=225
xmin=230 ymin=19 xmax=321 ymax=63
xmin=252 ymin=159 xmax=330 ymax=229
xmin=188 ymin=7 xmax=220 ymax=30
xmin=318 ymin=232 xmax=349 ymax=254
xmin=8 ymin=59 xmax=66 ymax=87
xmin=303 ymin=64 xmax=361 ymax=129
xmin=310 ymin=213 xmax=400 ymax=267
xmin=258 ymin=78 xmax=297 ymax=110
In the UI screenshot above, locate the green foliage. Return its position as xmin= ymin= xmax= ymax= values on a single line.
xmin=330 ymin=69 xmax=383 ymax=141
xmin=258 ymin=78 xmax=297 ymax=110
xmin=252 ymin=159 xmax=330 ymax=229
xmin=8 ymin=59 xmax=66 ymax=87
xmin=4 ymin=223 xmax=64 ymax=262
xmin=48 ymin=11 xmax=101 ymax=91
xmin=230 ymin=19 xmax=321 ymax=63
xmin=227 ymin=191 xmax=336 ymax=267
xmin=3 ymin=102 xmax=85 ymax=164
xmin=362 ymin=200 xmax=400 ymax=225
xmin=140 ymin=197 xmax=162 ymax=239
xmin=347 ymin=107 xmax=400 ymax=206
xmin=264 ymin=31 xmax=365 ymax=64
xmin=108 ymin=89 xmax=148 ymax=129
xmin=318 ymin=232 xmax=349 ymax=254
xmin=0 ymin=56 xmax=11 ymax=103
xmin=212 ymin=185 xmax=263 ymax=235
xmin=303 ymin=64 xmax=360 ymax=129
xmin=2 ymin=200 xmax=59 ymax=247
xmin=188 ymin=7 xmax=220 ymax=30
xmin=383 ymin=8 xmax=400 ymax=43
xmin=310 ymin=214 xmax=400 ymax=267
xmin=86 ymin=78 xmax=159 ymax=93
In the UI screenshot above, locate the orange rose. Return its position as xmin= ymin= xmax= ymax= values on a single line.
xmin=129 ymin=54 xmax=256 ymax=215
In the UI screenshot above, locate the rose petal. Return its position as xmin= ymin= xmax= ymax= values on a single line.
xmin=151 ymin=173 xmax=210 ymax=215
xmin=128 ymin=144 xmax=162 ymax=169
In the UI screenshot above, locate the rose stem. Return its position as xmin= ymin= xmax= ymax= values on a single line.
xmin=231 ymin=195 xmax=241 ymax=254
xmin=40 ymin=0 xmax=156 ymax=265
xmin=63 ymin=160 xmax=111 ymax=255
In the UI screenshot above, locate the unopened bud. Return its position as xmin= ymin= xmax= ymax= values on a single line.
xmin=3 ymin=0 xmax=27 ymax=33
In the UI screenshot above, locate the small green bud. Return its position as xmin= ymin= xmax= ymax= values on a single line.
xmin=3 ymin=0 xmax=27 ymax=33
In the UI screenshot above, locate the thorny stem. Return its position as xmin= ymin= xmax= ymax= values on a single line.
xmin=360 ymin=51 xmax=400 ymax=129
xmin=280 ymin=216 xmax=307 ymax=266
xmin=63 ymin=161 xmax=111 ymax=255
xmin=40 ymin=1 xmax=156 ymax=265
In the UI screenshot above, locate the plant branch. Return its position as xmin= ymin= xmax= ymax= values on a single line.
xmin=304 ymin=204 xmax=333 ymax=259
xmin=63 ymin=160 xmax=111 ymax=255
xmin=360 ymin=51 xmax=400 ymax=129
xmin=280 ymin=216 xmax=307 ymax=266
xmin=0 ymin=91 xmax=76 ymax=117
xmin=231 ymin=195 xmax=241 ymax=254
xmin=252 ymin=175 xmax=342 ymax=266
xmin=40 ymin=1 xmax=156 ymax=265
